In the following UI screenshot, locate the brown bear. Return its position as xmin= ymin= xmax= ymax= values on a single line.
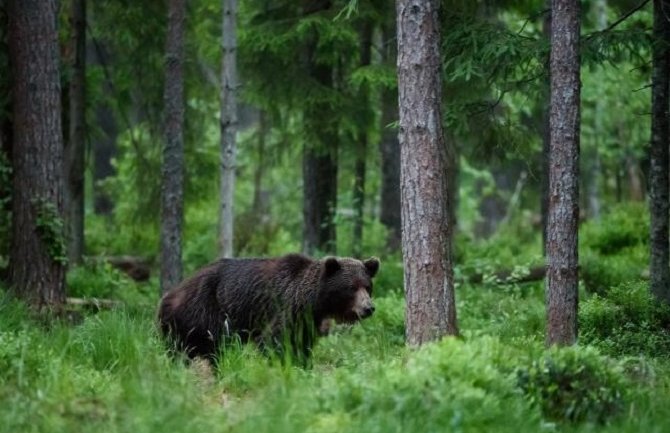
xmin=157 ymin=253 xmax=379 ymax=364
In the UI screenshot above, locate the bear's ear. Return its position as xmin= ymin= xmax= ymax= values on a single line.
xmin=324 ymin=257 xmax=341 ymax=276
xmin=363 ymin=257 xmax=380 ymax=277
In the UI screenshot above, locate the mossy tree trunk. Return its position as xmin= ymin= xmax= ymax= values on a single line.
xmin=8 ymin=0 xmax=66 ymax=307
xmin=397 ymin=0 xmax=459 ymax=345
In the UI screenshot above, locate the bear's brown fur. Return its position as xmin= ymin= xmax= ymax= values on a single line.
xmin=157 ymin=253 xmax=379 ymax=363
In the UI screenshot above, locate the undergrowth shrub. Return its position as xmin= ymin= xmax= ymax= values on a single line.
xmin=67 ymin=260 xmax=128 ymax=299
xmin=233 ymin=337 xmax=543 ymax=433
xmin=517 ymin=346 xmax=627 ymax=424
xmin=580 ymin=203 xmax=648 ymax=255
xmin=580 ymin=203 xmax=648 ymax=294
xmin=581 ymin=281 xmax=670 ymax=357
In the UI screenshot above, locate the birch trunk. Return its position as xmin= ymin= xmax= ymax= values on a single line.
xmin=219 ymin=0 xmax=238 ymax=258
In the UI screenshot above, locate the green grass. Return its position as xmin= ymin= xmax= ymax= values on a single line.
xmin=2 ymin=265 xmax=670 ymax=433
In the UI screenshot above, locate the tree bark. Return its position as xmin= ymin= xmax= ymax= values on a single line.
xmin=160 ymin=0 xmax=186 ymax=293
xmin=546 ymin=0 xmax=581 ymax=346
xmin=352 ymin=21 xmax=373 ymax=259
xmin=586 ymin=0 xmax=605 ymax=220
xmin=302 ymin=0 xmax=337 ymax=256
xmin=252 ymin=110 xmax=267 ymax=215
xmin=65 ymin=0 xmax=86 ymax=265
xmin=380 ymin=22 xmax=402 ymax=253
xmin=219 ymin=0 xmax=238 ymax=258
xmin=8 ymin=0 xmax=67 ymax=307
xmin=649 ymin=0 xmax=670 ymax=303
xmin=397 ymin=0 xmax=459 ymax=345
xmin=541 ymin=0 xmax=551 ymax=256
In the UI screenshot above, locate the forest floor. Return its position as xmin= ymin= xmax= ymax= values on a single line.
xmin=1 ymin=261 xmax=670 ymax=433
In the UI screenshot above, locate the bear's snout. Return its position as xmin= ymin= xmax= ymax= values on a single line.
xmin=353 ymin=288 xmax=375 ymax=319
xmin=360 ymin=304 xmax=375 ymax=319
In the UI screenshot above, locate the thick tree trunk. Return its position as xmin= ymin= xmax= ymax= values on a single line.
xmin=380 ymin=22 xmax=402 ymax=253
xmin=302 ymin=0 xmax=337 ymax=256
xmin=397 ymin=0 xmax=459 ymax=345
xmin=8 ymin=0 xmax=67 ymax=307
xmin=159 ymin=0 xmax=186 ymax=293
xmin=352 ymin=21 xmax=373 ymax=259
xmin=649 ymin=0 xmax=670 ymax=303
xmin=219 ymin=0 xmax=238 ymax=258
xmin=65 ymin=0 xmax=86 ymax=265
xmin=546 ymin=0 xmax=581 ymax=346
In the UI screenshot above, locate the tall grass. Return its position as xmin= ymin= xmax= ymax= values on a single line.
xmin=2 ymin=250 xmax=670 ymax=433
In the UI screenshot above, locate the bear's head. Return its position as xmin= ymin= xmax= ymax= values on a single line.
xmin=316 ymin=256 xmax=380 ymax=329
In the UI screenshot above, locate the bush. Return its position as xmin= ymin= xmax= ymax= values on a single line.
xmin=580 ymin=281 xmax=670 ymax=357
xmin=580 ymin=203 xmax=648 ymax=255
xmin=237 ymin=336 xmax=542 ymax=433
xmin=579 ymin=204 xmax=649 ymax=294
xmin=517 ymin=346 xmax=628 ymax=424
xmin=580 ymin=248 xmax=647 ymax=294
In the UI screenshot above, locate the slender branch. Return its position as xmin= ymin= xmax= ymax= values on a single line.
xmin=584 ymin=0 xmax=652 ymax=40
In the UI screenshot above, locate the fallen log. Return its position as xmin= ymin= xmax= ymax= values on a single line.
xmin=67 ymin=297 xmax=122 ymax=310
xmin=460 ymin=265 xmax=546 ymax=285
xmin=103 ymin=256 xmax=151 ymax=282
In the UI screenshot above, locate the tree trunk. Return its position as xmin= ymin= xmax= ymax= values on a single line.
xmin=397 ymin=0 xmax=459 ymax=345
xmin=303 ymin=143 xmax=337 ymax=255
xmin=541 ymin=0 xmax=551 ymax=256
xmin=7 ymin=0 xmax=67 ymax=307
xmin=65 ymin=0 xmax=86 ymax=265
xmin=380 ymin=22 xmax=402 ymax=253
xmin=302 ymin=0 xmax=337 ymax=256
xmin=0 ymin=1 xmax=11 ymax=265
xmin=546 ymin=0 xmax=581 ymax=346
xmin=352 ymin=21 xmax=373 ymax=259
xmin=252 ymin=110 xmax=266 ymax=215
xmin=159 ymin=0 xmax=186 ymax=293
xmin=219 ymin=0 xmax=237 ymax=258
xmin=587 ymin=0 xmax=605 ymax=220
xmin=89 ymin=40 xmax=117 ymax=215
xmin=649 ymin=0 xmax=670 ymax=303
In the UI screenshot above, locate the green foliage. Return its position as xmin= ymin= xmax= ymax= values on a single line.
xmin=580 ymin=249 xmax=647 ymax=294
xmin=33 ymin=197 xmax=68 ymax=265
xmin=0 ymin=295 xmax=229 ymax=433
xmin=580 ymin=203 xmax=649 ymax=294
xmin=581 ymin=282 xmax=670 ymax=357
xmin=66 ymin=259 xmax=156 ymax=307
xmin=517 ymin=346 xmax=628 ymax=424
xmin=581 ymin=203 xmax=649 ymax=255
